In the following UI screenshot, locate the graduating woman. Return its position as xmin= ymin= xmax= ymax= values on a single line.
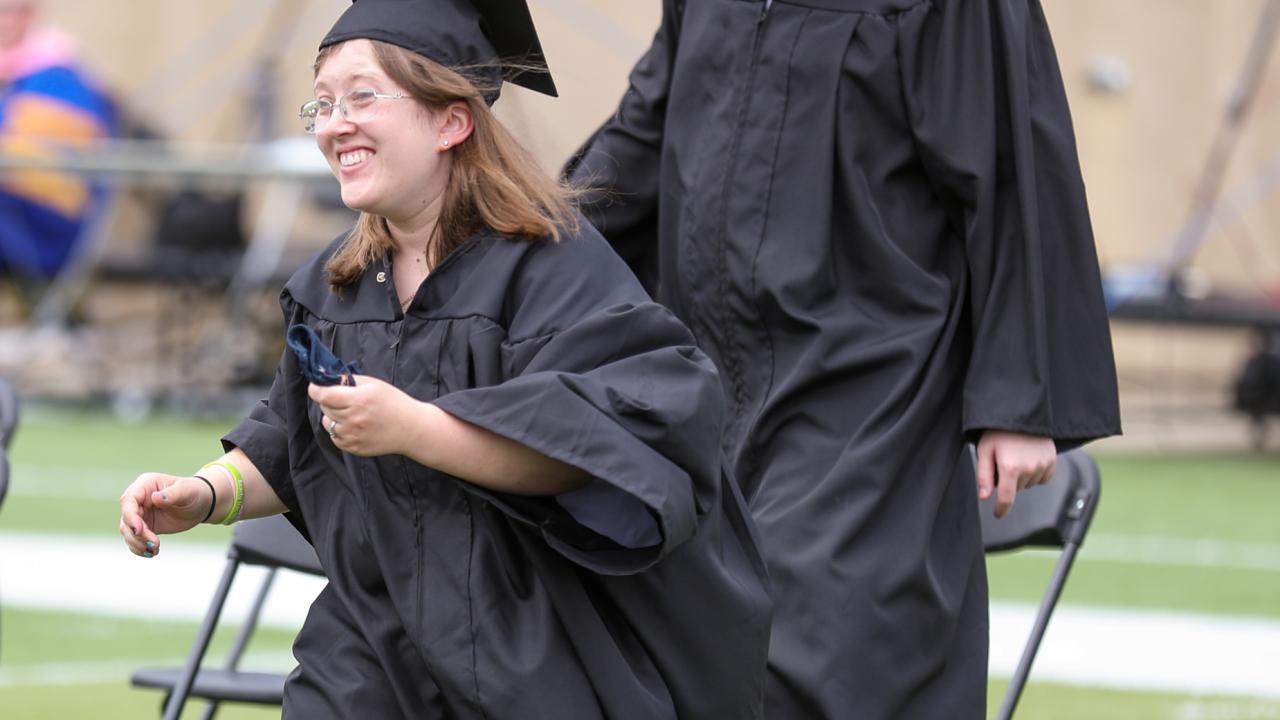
xmin=117 ymin=1 xmax=771 ymax=717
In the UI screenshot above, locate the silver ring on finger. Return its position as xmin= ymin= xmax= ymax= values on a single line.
xmin=327 ymin=418 xmax=340 ymax=438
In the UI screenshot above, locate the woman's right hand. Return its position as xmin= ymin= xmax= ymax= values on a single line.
xmin=118 ymin=473 xmax=213 ymax=558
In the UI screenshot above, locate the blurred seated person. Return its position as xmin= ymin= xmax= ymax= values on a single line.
xmin=0 ymin=0 xmax=114 ymax=289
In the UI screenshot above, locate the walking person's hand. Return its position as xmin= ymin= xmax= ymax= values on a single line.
xmin=975 ymin=431 xmax=1056 ymax=518
xmin=119 ymin=473 xmax=212 ymax=557
xmin=311 ymin=375 xmax=425 ymax=457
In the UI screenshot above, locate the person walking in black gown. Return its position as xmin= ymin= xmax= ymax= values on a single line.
xmin=567 ymin=0 xmax=1122 ymax=716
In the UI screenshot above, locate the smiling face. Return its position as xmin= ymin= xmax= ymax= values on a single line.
xmin=313 ymin=40 xmax=449 ymax=225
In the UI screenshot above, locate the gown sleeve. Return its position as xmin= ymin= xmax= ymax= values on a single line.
xmin=560 ymin=0 xmax=683 ymax=292
xmin=431 ymin=226 xmax=724 ymax=575
xmin=221 ymin=297 xmax=303 ymax=523
xmin=897 ymin=0 xmax=1121 ymax=448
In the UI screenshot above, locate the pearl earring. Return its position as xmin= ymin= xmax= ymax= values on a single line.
xmin=441 ymin=139 xmax=450 ymax=148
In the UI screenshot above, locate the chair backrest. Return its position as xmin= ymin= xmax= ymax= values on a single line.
xmin=231 ymin=515 xmax=322 ymax=576
xmin=980 ymin=448 xmax=1101 ymax=553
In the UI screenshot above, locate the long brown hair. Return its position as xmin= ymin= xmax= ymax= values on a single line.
xmin=319 ymin=40 xmax=579 ymax=288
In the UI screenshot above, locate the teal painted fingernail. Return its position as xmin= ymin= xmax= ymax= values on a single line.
xmin=143 ymin=551 xmax=154 ymax=558
xmin=145 ymin=541 xmax=156 ymax=551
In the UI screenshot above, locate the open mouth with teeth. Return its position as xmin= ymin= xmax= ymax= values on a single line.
xmin=339 ymin=150 xmax=373 ymax=167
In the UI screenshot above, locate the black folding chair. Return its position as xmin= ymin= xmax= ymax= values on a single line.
xmin=980 ymin=448 xmax=1102 ymax=720
xmin=0 ymin=377 xmax=18 ymax=508
xmin=0 ymin=379 xmax=17 ymax=665
xmin=131 ymin=514 xmax=323 ymax=719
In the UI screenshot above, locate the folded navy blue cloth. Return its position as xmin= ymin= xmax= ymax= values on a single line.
xmin=286 ymin=324 xmax=363 ymax=386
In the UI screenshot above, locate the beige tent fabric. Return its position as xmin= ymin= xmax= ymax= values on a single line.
xmin=40 ymin=0 xmax=1280 ymax=285
xmin=27 ymin=0 xmax=1280 ymax=438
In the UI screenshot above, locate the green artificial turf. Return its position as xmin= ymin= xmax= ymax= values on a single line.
xmin=0 ymin=682 xmax=283 ymax=720
xmin=1090 ymin=454 xmax=1280 ymax=544
xmin=987 ymin=679 xmax=1280 ymax=720
xmin=1 ymin=405 xmax=241 ymax=542
xmin=986 ymin=452 xmax=1280 ymax=618
xmin=9 ymin=408 xmax=1276 ymax=618
xmin=0 ymin=606 xmax=296 ymax=667
xmin=0 ymin=607 xmax=297 ymax=719
xmin=2 ymin=405 xmax=1278 ymax=717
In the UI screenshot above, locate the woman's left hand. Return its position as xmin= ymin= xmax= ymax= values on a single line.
xmin=310 ymin=375 xmax=425 ymax=457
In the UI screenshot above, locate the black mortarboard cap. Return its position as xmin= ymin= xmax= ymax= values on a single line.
xmin=320 ymin=0 xmax=557 ymax=103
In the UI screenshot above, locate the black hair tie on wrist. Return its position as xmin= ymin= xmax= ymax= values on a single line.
xmin=194 ymin=474 xmax=217 ymax=523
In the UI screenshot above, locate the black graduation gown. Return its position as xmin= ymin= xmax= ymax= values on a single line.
xmin=566 ymin=0 xmax=1122 ymax=717
xmin=223 ymin=221 xmax=772 ymax=719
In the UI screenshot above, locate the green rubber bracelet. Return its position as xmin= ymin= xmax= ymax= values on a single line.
xmin=203 ymin=462 xmax=244 ymax=525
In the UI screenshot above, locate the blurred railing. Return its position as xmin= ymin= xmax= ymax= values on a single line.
xmin=0 ymin=139 xmax=343 ymax=415
xmin=0 ymin=138 xmax=337 ymax=326
xmin=0 ymin=138 xmax=333 ymax=185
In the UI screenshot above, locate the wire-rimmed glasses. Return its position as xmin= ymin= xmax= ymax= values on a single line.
xmin=299 ymin=88 xmax=407 ymax=134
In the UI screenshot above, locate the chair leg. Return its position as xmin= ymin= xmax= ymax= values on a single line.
xmin=197 ymin=568 xmax=278 ymax=720
xmin=199 ymin=699 xmax=221 ymax=720
xmin=162 ymin=556 xmax=241 ymax=720
xmin=0 ymin=377 xmax=18 ymax=450
xmin=996 ymin=542 xmax=1082 ymax=720
xmin=0 ymin=448 xmax=9 ymax=512
xmin=224 ymin=568 xmax=277 ymax=670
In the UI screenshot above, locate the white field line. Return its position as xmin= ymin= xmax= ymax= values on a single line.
xmin=988 ymin=601 xmax=1280 ymax=700
xmin=1 ymin=533 xmax=1280 ymax=698
xmin=0 ymin=533 xmax=325 ymax=628
xmin=1085 ymin=533 xmax=1280 ymax=573
xmin=1173 ymin=699 xmax=1280 ymax=720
